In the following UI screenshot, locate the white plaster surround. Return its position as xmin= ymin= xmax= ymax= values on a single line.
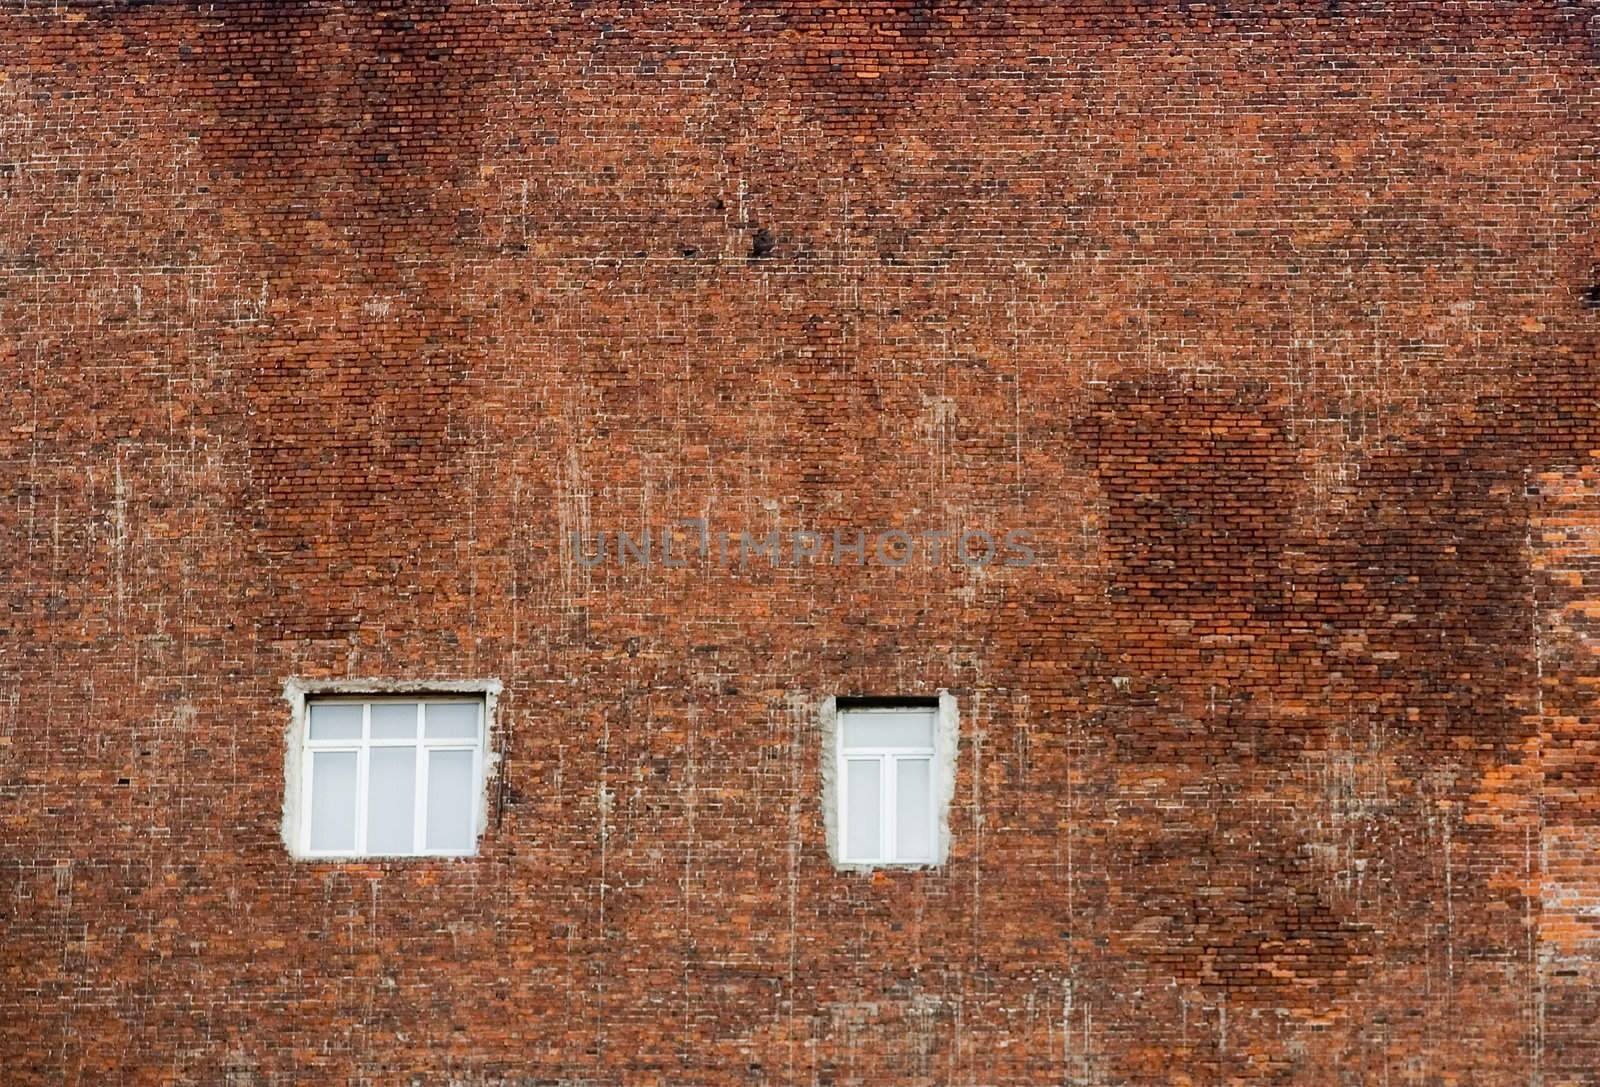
xmin=280 ymin=677 xmax=503 ymax=860
xmin=819 ymin=690 xmax=959 ymax=871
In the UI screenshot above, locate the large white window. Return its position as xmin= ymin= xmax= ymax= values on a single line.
xmin=296 ymin=697 xmax=486 ymax=858
xmin=837 ymin=703 xmax=941 ymax=866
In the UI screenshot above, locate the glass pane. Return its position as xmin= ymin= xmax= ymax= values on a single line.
xmin=308 ymin=703 xmax=362 ymax=741
xmin=308 ymin=750 xmax=357 ymax=851
xmin=425 ymin=703 xmax=479 ymax=740
xmin=366 ymin=746 xmax=417 ymax=854
xmin=845 ymin=758 xmax=882 ymax=861
xmin=895 ymin=758 xmax=934 ymax=861
xmin=842 ymin=709 xmax=934 ymax=750
xmin=371 ymin=702 xmax=419 ymax=740
xmin=425 ymin=749 xmax=475 ymax=852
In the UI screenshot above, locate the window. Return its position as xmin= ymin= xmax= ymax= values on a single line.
xmin=295 ymin=697 xmax=486 ymax=858
xmin=834 ymin=699 xmax=947 ymax=866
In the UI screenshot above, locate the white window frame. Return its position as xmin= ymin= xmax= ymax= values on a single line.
xmin=838 ymin=712 xmax=938 ymax=865
xmin=824 ymin=693 xmax=958 ymax=870
xmin=281 ymin=679 xmax=501 ymax=861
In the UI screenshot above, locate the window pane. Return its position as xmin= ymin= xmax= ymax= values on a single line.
xmin=370 ymin=702 xmax=419 ymax=740
xmin=425 ymin=749 xmax=475 ymax=852
xmin=895 ymin=758 xmax=934 ymax=861
xmin=426 ymin=703 xmax=479 ymax=740
xmin=842 ymin=709 xmax=934 ymax=749
xmin=308 ymin=750 xmax=357 ymax=851
xmin=845 ymin=758 xmax=882 ymax=861
xmin=366 ymin=746 xmax=417 ymax=854
xmin=309 ymin=703 xmax=362 ymax=741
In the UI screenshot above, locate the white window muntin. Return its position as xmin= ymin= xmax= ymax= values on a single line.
xmin=300 ymin=697 xmax=485 ymax=858
xmin=837 ymin=706 xmax=938 ymax=865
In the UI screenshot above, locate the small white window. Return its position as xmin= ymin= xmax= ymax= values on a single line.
xmin=836 ymin=702 xmax=942 ymax=866
xmin=295 ymin=697 xmax=486 ymax=858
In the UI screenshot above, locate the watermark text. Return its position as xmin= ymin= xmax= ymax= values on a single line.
xmin=570 ymin=520 xmax=1038 ymax=569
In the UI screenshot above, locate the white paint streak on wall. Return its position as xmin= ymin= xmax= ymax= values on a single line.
xmin=680 ymin=701 xmax=699 ymax=1059
xmin=556 ymin=443 xmax=592 ymax=610
xmin=782 ymin=692 xmax=810 ymax=1082
xmin=1307 ymin=725 xmax=1391 ymax=905
xmin=970 ymin=695 xmax=984 ymax=963
xmin=112 ymin=447 xmax=127 ymax=623
xmin=1061 ymin=979 xmax=1074 ymax=1081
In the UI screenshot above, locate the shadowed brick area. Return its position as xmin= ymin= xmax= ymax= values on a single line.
xmin=2 ymin=2 xmax=1598 ymax=1083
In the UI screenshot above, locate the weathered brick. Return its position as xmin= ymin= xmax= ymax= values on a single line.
xmin=2 ymin=1 xmax=1599 ymax=1084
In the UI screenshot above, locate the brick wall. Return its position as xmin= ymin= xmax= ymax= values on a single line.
xmin=2 ymin=2 xmax=1598 ymax=1082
